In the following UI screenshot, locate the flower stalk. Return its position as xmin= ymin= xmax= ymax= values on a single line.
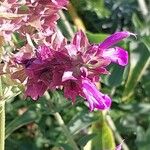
xmin=68 ymin=1 xmax=86 ymax=31
xmin=0 ymin=77 xmax=5 ymax=150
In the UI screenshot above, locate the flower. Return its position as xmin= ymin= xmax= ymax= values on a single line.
xmin=116 ymin=144 xmax=122 ymax=150
xmin=97 ymin=31 xmax=132 ymax=66
xmin=0 ymin=0 xmax=68 ymax=44
xmin=61 ymin=31 xmax=133 ymax=110
xmin=13 ymin=30 xmax=133 ymax=111
xmin=81 ymin=78 xmax=111 ymax=111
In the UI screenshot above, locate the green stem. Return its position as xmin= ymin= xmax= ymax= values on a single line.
xmin=45 ymin=92 xmax=79 ymax=150
xmin=106 ymin=115 xmax=129 ymax=150
xmin=0 ymin=76 xmax=5 ymax=150
xmin=58 ymin=10 xmax=74 ymax=38
xmin=0 ymin=102 xmax=5 ymax=150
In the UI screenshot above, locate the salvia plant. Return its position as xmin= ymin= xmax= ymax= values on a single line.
xmin=0 ymin=0 xmax=150 ymax=150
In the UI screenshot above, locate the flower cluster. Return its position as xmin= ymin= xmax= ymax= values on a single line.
xmin=0 ymin=0 xmax=68 ymax=43
xmin=0 ymin=0 xmax=132 ymax=111
xmin=14 ymin=30 xmax=132 ymax=111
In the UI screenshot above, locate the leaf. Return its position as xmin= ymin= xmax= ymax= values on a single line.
xmin=68 ymin=110 xmax=98 ymax=135
xmin=141 ymin=69 xmax=150 ymax=97
xmin=12 ymin=33 xmax=25 ymax=48
xmin=132 ymin=14 xmax=150 ymax=36
xmin=59 ymin=144 xmax=74 ymax=150
xmin=132 ymin=14 xmax=144 ymax=30
xmin=70 ymin=0 xmax=110 ymax=18
xmin=136 ymin=125 xmax=150 ymax=150
xmin=6 ymin=110 xmax=38 ymax=139
xmin=141 ymin=36 xmax=150 ymax=52
xmin=102 ymin=64 xmax=125 ymax=87
xmin=86 ymin=31 xmax=108 ymax=43
xmin=77 ymin=134 xmax=96 ymax=147
xmin=85 ymin=0 xmax=110 ymax=18
xmin=91 ymin=112 xmax=115 ymax=150
xmin=122 ymin=42 xmax=150 ymax=101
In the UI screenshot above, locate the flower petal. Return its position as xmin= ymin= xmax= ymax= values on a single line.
xmin=62 ymin=71 xmax=77 ymax=82
xmin=99 ymin=31 xmax=134 ymax=49
xmin=63 ymin=80 xmax=81 ymax=103
xmin=25 ymin=81 xmax=47 ymax=100
xmin=72 ymin=30 xmax=89 ymax=51
xmin=81 ymin=78 xmax=111 ymax=111
xmin=101 ymin=47 xmax=128 ymax=66
xmin=37 ymin=45 xmax=53 ymax=60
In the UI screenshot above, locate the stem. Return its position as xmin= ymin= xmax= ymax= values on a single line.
xmin=67 ymin=2 xmax=86 ymax=31
xmin=0 ymin=76 xmax=5 ymax=150
xmin=106 ymin=115 xmax=129 ymax=150
xmin=58 ymin=10 xmax=74 ymax=38
xmin=45 ymin=92 xmax=79 ymax=150
xmin=0 ymin=102 xmax=5 ymax=150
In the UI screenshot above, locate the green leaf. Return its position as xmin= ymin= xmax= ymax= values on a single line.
xmin=122 ymin=42 xmax=150 ymax=101
xmin=77 ymin=134 xmax=96 ymax=147
xmin=68 ymin=110 xmax=98 ymax=135
xmin=91 ymin=113 xmax=115 ymax=150
xmin=6 ymin=110 xmax=38 ymax=139
xmin=85 ymin=0 xmax=110 ymax=18
xmin=132 ymin=14 xmax=144 ymax=30
xmin=86 ymin=31 xmax=108 ymax=43
xmin=136 ymin=125 xmax=150 ymax=150
xmin=59 ymin=144 xmax=74 ymax=150
xmin=141 ymin=36 xmax=150 ymax=53
xmin=141 ymin=70 xmax=150 ymax=97
xmin=71 ymin=0 xmax=110 ymax=18
xmin=132 ymin=14 xmax=150 ymax=36
xmin=12 ymin=33 xmax=25 ymax=48
xmin=102 ymin=64 xmax=125 ymax=87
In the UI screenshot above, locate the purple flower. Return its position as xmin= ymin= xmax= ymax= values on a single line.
xmin=116 ymin=144 xmax=122 ymax=150
xmin=14 ymin=30 xmax=133 ymax=111
xmin=25 ymin=80 xmax=47 ymax=100
xmin=97 ymin=31 xmax=134 ymax=66
xmin=81 ymin=78 xmax=111 ymax=111
xmin=62 ymin=31 xmax=133 ymax=110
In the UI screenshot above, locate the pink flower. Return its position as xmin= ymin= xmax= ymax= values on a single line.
xmin=14 ymin=30 xmax=133 ymax=111
xmin=97 ymin=31 xmax=134 ymax=66
xmin=116 ymin=144 xmax=122 ymax=150
xmin=0 ymin=0 xmax=68 ymax=44
xmin=81 ymin=78 xmax=111 ymax=111
xmin=62 ymin=31 xmax=132 ymax=110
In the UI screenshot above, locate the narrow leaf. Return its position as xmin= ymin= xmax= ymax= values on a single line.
xmin=6 ymin=110 xmax=37 ymax=139
xmin=122 ymin=42 xmax=150 ymax=101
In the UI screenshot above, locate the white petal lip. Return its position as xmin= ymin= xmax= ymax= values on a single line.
xmin=62 ymin=71 xmax=77 ymax=82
